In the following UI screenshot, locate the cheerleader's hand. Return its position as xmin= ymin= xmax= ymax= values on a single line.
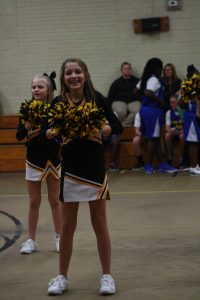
xmin=101 ymin=124 xmax=112 ymax=138
xmin=25 ymin=121 xmax=32 ymax=131
xmin=46 ymin=128 xmax=59 ymax=139
xmin=193 ymin=94 xmax=200 ymax=103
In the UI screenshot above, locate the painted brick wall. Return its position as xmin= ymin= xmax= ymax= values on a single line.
xmin=0 ymin=0 xmax=200 ymax=114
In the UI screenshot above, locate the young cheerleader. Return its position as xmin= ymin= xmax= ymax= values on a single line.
xmin=178 ymin=96 xmax=200 ymax=175
xmin=165 ymin=94 xmax=184 ymax=165
xmin=134 ymin=57 xmax=177 ymax=174
xmin=47 ymin=58 xmax=123 ymax=295
xmin=16 ymin=73 xmax=61 ymax=254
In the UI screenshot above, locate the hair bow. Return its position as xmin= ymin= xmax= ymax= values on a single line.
xmin=43 ymin=71 xmax=57 ymax=91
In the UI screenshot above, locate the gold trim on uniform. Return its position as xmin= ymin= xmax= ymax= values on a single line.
xmin=97 ymin=174 xmax=110 ymax=200
xmin=64 ymin=172 xmax=102 ymax=188
xmin=62 ymin=172 xmax=110 ymax=202
xmin=26 ymin=160 xmax=61 ymax=181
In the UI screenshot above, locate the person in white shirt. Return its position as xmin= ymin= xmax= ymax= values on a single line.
xmin=133 ymin=57 xmax=176 ymax=174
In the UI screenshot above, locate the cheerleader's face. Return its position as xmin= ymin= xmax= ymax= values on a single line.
xmin=32 ymin=78 xmax=48 ymax=102
xmin=170 ymin=97 xmax=177 ymax=110
xmin=64 ymin=62 xmax=85 ymax=93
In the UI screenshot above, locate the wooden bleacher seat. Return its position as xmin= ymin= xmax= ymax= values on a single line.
xmin=0 ymin=115 xmax=136 ymax=172
xmin=0 ymin=115 xmax=182 ymax=172
xmin=0 ymin=115 xmax=19 ymax=129
xmin=104 ymin=127 xmax=136 ymax=169
xmin=0 ymin=115 xmax=26 ymax=172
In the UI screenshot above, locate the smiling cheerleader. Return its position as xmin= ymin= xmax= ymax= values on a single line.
xmin=46 ymin=58 xmax=123 ymax=296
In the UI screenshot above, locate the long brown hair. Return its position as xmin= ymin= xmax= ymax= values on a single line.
xmin=163 ymin=63 xmax=180 ymax=84
xmin=60 ymin=58 xmax=96 ymax=102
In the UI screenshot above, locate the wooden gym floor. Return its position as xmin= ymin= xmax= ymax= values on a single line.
xmin=0 ymin=170 xmax=200 ymax=300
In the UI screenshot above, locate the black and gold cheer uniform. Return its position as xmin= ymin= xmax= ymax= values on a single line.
xmin=54 ymin=91 xmax=123 ymax=202
xmin=16 ymin=122 xmax=61 ymax=181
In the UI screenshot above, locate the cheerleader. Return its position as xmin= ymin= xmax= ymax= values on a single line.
xmin=47 ymin=58 xmax=122 ymax=295
xmin=134 ymin=57 xmax=177 ymax=174
xmin=16 ymin=73 xmax=61 ymax=254
xmin=179 ymin=96 xmax=200 ymax=175
xmin=195 ymin=95 xmax=200 ymax=125
xmin=165 ymin=94 xmax=184 ymax=165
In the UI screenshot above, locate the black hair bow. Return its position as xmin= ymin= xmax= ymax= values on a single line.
xmin=43 ymin=71 xmax=57 ymax=91
xmin=187 ymin=65 xmax=199 ymax=79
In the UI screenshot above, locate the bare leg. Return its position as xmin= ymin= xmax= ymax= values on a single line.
xmin=165 ymin=132 xmax=172 ymax=161
xmin=179 ymin=131 xmax=184 ymax=153
xmin=59 ymin=202 xmax=79 ymax=277
xmin=189 ymin=142 xmax=198 ymax=167
xmin=110 ymin=135 xmax=120 ymax=164
xmin=160 ymin=126 xmax=166 ymax=157
xmin=133 ymin=135 xmax=142 ymax=156
xmin=146 ymin=139 xmax=155 ymax=164
xmin=181 ymin=141 xmax=190 ymax=166
xmin=27 ymin=180 xmax=41 ymax=240
xmin=89 ymin=200 xmax=111 ymax=274
xmin=154 ymin=138 xmax=163 ymax=163
xmin=46 ymin=174 xmax=61 ymax=235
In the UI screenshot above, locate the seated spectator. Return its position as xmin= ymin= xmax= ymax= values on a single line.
xmin=165 ymin=94 xmax=184 ymax=166
xmin=108 ymin=62 xmax=140 ymax=126
xmin=161 ymin=63 xmax=182 ymax=112
xmin=106 ymin=62 xmax=140 ymax=170
xmin=132 ymin=112 xmax=145 ymax=170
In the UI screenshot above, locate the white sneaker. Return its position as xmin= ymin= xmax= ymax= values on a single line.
xmin=100 ymin=274 xmax=116 ymax=295
xmin=48 ymin=275 xmax=68 ymax=295
xmin=189 ymin=166 xmax=200 ymax=176
xmin=20 ymin=239 xmax=37 ymax=254
xmin=55 ymin=234 xmax=60 ymax=253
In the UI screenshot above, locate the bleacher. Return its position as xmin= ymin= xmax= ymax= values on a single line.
xmin=0 ymin=115 xmax=138 ymax=172
xmin=0 ymin=115 xmax=181 ymax=172
xmin=0 ymin=115 xmax=26 ymax=172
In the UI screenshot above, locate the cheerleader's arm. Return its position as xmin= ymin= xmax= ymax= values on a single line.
xmin=16 ymin=120 xmax=28 ymax=141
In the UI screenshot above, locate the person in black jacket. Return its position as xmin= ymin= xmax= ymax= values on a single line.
xmin=16 ymin=74 xmax=61 ymax=254
xmin=106 ymin=62 xmax=139 ymax=170
xmin=108 ymin=62 xmax=140 ymax=126
xmin=47 ymin=58 xmax=122 ymax=296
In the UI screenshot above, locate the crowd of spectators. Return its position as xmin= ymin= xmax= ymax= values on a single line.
xmin=105 ymin=59 xmax=200 ymax=175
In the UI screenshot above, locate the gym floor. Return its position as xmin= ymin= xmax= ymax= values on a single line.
xmin=0 ymin=170 xmax=200 ymax=300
